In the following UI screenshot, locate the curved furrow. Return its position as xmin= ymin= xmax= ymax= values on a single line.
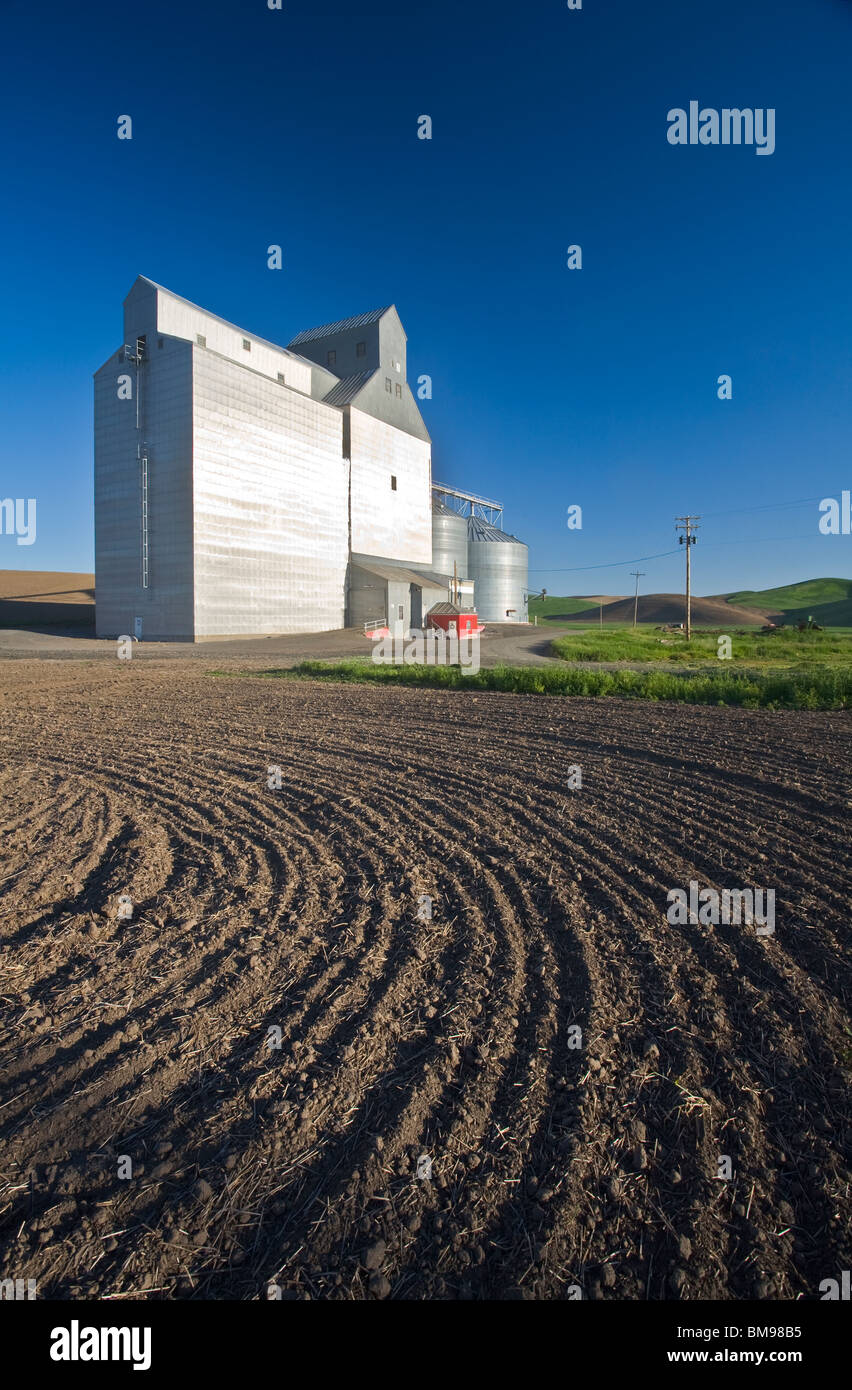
xmin=0 ymin=666 xmax=847 ymax=1301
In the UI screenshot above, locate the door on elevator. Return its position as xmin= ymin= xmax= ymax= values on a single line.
xmin=409 ymin=584 xmax=422 ymax=630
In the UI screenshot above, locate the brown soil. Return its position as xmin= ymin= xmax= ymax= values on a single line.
xmin=558 ymin=594 xmax=772 ymax=626
xmin=0 ymin=660 xmax=849 ymax=1301
xmin=0 ymin=570 xmax=95 ymax=629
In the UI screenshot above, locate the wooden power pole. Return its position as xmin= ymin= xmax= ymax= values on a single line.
xmin=675 ymin=516 xmax=700 ymax=640
xmin=630 ymin=570 xmax=645 ymax=629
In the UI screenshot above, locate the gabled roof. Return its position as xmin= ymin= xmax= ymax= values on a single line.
xmin=322 ymin=371 xmax=376 ymax=407
xmin=288 ymin=307 xmax=392 ymax=346
xmin=127 ymin=275 xmax=315 ymax=366
xmin=427 ymin=601 xmax=465 ymax=616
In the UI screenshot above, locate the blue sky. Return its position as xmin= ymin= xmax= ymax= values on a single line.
xmin=1 ymin=0 xmax=850 ymax=595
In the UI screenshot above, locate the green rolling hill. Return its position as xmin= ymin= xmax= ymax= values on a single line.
xmin=527 ymin=595 xmax=605 ymax=622
xmin=529 ymin=579 xmax=852 ymax=627
xmin=725 ymin=578 xmax=852 ymax=627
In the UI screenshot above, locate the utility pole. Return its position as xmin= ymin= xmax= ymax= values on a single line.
xmin=630 ymin=570 xmax=645 ymax=629
xmin=675 ymin=516 xmax=700 ymax=640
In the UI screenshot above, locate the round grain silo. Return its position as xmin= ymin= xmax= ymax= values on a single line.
xmin=432 ymin=498 xmax=469 ymax=578
xmin=467 ymin=515 xmax=528 ymax=622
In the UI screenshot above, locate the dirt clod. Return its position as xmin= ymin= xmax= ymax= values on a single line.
xmin=0 ymin=663 xmax=847 ymax=1302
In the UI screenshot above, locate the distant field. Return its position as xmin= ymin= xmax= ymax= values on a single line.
xmin=0 ymin=571 xmax=94 ymax=602
xmin=530 ymin=593 xmax=769 ymax=627
xmin=726 ymin=578 xmax=852 ymax=628
xmin=530 ymin=577 xmax=852 ymax=628
xmin=0 ymin=570 xmax=94 ymax=629
xmin=528 ymin=595 xmax=607 ymax=621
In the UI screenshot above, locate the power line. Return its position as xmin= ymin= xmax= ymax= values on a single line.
xmin=530 ymin=499 xmax=825 ymax=574
xmin=528 ymin=531 xmax=821 ymax=574
xmin=529 ymin=547 xmax=680 ymax=573
xmin=698 ymin=496 xmax=823 ymax=519
xmin=698 ymin=531 xmax=817 ymax=549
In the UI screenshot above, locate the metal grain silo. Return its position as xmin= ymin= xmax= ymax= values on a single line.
xmin=467 ymin=516 xmax=528 ymax=622
xmin=432 ymin=498 xmax=469 ymax=578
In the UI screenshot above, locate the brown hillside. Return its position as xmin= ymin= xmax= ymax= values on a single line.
xmin=0 ymin=571 xmax=95 ymax=629
xmin=560 ymin=592 xmax=771 ymax=626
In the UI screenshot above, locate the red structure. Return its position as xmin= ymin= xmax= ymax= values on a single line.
xmin=426 ymin=602 xmax=483 ymax=636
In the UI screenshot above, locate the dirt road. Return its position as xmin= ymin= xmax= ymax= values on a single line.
xmin=0 ymin=622 xmax=557 ymax=667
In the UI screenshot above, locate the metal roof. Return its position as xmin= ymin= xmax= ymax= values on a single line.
xmin=288 ymin=307 xmax=392 ymax=347
xmin=468 ymin=515 xmax=525 ymax=545
xmin=352 ymin=560 xmax=450 ymax=590
xmin=322 ymin=371 xmax=375 ymax=407
xmin=131 ymin=276 xmax=311 ymax=365
xmin=427 ymin=601 xmax=468 ymax=616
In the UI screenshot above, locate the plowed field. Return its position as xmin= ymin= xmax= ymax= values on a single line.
xmin=0 ymin=661 xmax=849 ymax=1301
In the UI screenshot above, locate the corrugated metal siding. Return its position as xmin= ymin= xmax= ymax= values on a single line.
xmin=94 ymin=338 xmax=195 ymax=640
xmin=467 ymin=517 xmax=528 ymax=623
xmin=349 ymin=408 xmax=432 ymax=564
xmin=192 ymin=350 xmax=348 ymax=636
xmin=432 ymin=501 xmax=470 ymax=578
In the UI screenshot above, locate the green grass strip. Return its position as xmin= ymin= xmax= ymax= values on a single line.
xmin=246 ymin=659 xmax=851 ymax=709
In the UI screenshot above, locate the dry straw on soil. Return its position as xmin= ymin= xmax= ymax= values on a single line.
xmin=0 ymin=661 xmax=849 ymax=1300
